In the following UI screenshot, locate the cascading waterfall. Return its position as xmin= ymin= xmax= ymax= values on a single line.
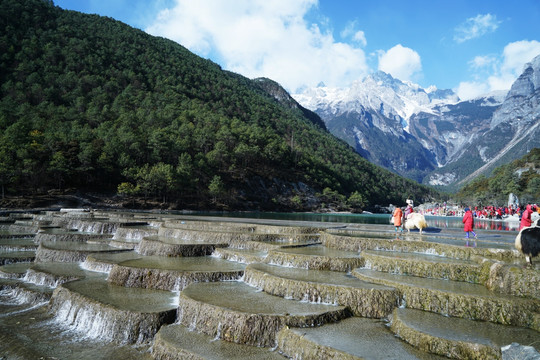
xmin=23 ymin=269 xmax=66 ymax=288
xmin=0 ymin=245 xmax=36 ymax=252
xmin=53 ymin=297 xmax=114 ymax=341
xmin=0 ymin=286 xmax=49 ymax=306
xmin=49 ymin=286 xmax=176 ymax=344
xmin=112 ymin=226 xmax=157 ymax=241
xmin=34 ymin=232 xmax=112 ymax=244
xmin=2 ymin=209 xmax=539 ymax=359
xmin=80 ymin=259 xmax=113 ymax=273
xmin=65 ymin=219 xmax=118 ymax=234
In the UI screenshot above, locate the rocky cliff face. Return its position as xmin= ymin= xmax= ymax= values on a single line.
xmin=412 ymin=93 xmax=504 ymax=186
xmin=491 ymin=55 xmax=540 ymax=129
xmin=431 ymin=55 xmax=540 ymax=188
xmin=293 ymin=55 xmax=540 ymax=188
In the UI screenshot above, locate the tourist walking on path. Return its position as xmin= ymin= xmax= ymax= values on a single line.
xmin=519 ymin=204 xmax=535 ymax=230
xmin=392 ymin=207 xmax=403 ymax=233
xmin=462 ymin=207 xmax=477 ymax=247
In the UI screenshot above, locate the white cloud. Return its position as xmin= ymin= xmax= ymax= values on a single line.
xmin=340 ymin=21 xmax=367 ymax=47
xmin=352 ymin=31 xmax=367 ymax=46
xmin=454 ymin=13 xmax=500 ymax=43
xmin=456 ymin=40 xmax=540 ymax=100
xmin=377 ymin=45 xmax=422 ymax=82
xmin=455 ymin=81 xmax=489 ymax=100
xmin=145 ymin=0 xmax=369 ymax=92
xmin=469 ymin=55 xmax=497 ymax=70
xmin=498 ymin=40 xmax=540 ymax=80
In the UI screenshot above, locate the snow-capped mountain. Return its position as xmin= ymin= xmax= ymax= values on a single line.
xmin=295 ymin=71 xmax=457 ymax=133
xmin=293 ymin=55 xmax=540 ymax=189
xmin=435 ymin=55 xmax=540 ymax=188
xmin=409 ymin=91 xmax=505 ymax=181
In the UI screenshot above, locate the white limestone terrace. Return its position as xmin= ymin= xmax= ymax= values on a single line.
xmin=0 ymin=209 xmax=538 ymax=359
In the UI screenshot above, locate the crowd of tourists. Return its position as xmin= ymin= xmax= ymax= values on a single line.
xmin=393 ymin=200 xmax=539 ymax=238
xmin=414 ymin=202 xmax=539 ymax=241
xmin=419 ymin=203 xmax=540 ymax=220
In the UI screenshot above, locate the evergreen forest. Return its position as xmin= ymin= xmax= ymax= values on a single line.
xmin=0 ymin=0 xmax=441 ymax=211
xmin=455 ymin=148 xmax=540 ymax=207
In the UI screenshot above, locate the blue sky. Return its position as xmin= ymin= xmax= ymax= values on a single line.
xmin=54 ymin=0 xmax=540 ymax=99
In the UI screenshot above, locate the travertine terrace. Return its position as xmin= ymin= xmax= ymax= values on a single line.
xmin=0 ymin=209 xmax=538 ymax=359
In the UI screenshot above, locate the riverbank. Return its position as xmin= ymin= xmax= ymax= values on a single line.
xmin=0 ymin=193 xmax=177 ymax=212
xmin=0 ymin=192 xmax=371 ymax=214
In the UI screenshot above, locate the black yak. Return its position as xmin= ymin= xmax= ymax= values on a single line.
xmin=515 ymin=219 xmax=540 ymax=265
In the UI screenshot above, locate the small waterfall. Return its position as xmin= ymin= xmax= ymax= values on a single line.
xmin=66 ymin=219 xmax=118 ymax=234
xmin=170 ymin=291 xmax=180 ymax=307
xmin=113 ymin=226 xmax=157 ymax=241
xmin=52 ymin=296 xmax=115 ymax=341
xmin=49 ymin=286 xmax=176 ymax=344
xmin=34 ymin=232 xmax=112 ymax=244
xmin=0 ymin=270 xmax=24 ymax=280
xmin=188 ymin=311 xmax=198 ymax=332
xmin=108 ymin=264 xmax=244 ymax=292
xmin=213 ymin=322 xmax=223 ymax=341
xmin=23 ymin=269 xmax=75 ymax=288
xmin=80 ymin=259 xmax=112 ymax=273
xmin=23 ymin=270 xmax=56 ymax=288
xmin=7 ymin=224 xmax=39 ymax=233
xmin=0 ymin=256 xmax=35 ymax=266
xmin=0 ymin=286 xmax=50 ymax=305
xmin=422 ymin=248 xmax=438 ymax=255
xmin=176 ymin=306 xmax=184 ymax=324
xmin=0 ymin=245 xmax=36 ymax=252
xmin=399 ymin=296 xmax=407 ymax=309
xmin=173 ymin=277 xmax=186 ymax=292
xmin=34 ymin=245 xmax=88 ymax=263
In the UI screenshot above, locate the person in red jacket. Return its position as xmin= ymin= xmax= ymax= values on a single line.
xmin=462 ymin=207 xmax=477 ymax=246
xmin=520 ymin=204 xmax=534 ymax=230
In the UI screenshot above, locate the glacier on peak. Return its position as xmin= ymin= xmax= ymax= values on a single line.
xmin=291 ymin=56 xmax=539 ymax=188
xmin=292 ymin=71 xmax=453 ymax=124
xmin=470 ymin=90 xmax=507 ymax=105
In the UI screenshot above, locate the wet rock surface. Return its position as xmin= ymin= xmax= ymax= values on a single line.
xmin=244 ymin=262 xmax=398 ymax=317
xmin=390 ymin=308 xmax=540 ymax=360
xmin=277 ymin=317 xmax=447 ymax=359
xmin=264 ymin=244 xmax=365 ymax=271
xmin=49 ymin=278 xmax=177 ymax=344
xmin=352 ymin=267 xmax=540 ymax=330
xmin=0 ymin=209 xmax=538 ymax=359
xmin=177 ymin=281 xmax=349 ymax=347
xmin=108 ymin=255 xmax=245 ymax=291
xmin=153 ymin=323 xmax=287 ymax=359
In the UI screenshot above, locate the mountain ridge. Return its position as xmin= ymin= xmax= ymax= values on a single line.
xmin=294 ymin=56 xmax=540 ymax=190
xmin=0 ymin=0 xmax=440 ymax=211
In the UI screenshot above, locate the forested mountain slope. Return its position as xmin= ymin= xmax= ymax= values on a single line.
xmin=455 ymin=147 xmax=540 ymax=206
xmin=0 ymin=0 xmax=440 ymax=210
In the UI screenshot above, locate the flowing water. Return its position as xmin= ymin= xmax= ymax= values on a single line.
xmin=0 ymin=210 xmax=537 ymax=359
xmin=191 ymin=211 xmax=524 ymax=231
